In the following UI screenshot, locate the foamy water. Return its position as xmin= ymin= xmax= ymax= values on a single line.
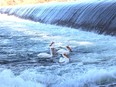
xmin=0 ymin=14 xmax=116 ymax=87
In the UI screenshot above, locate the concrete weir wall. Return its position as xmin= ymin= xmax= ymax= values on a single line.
xmin=0 ymin=1 xmax=116 ymax=36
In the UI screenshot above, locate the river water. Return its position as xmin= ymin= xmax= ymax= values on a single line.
xmin=0 ymin=14 xmax=116 ymax=87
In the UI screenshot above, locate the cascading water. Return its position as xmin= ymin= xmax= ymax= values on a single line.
xmin=0 ymin=1 xmax=116 ymax=35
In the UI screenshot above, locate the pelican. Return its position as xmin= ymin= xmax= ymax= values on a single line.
xmin=59 ymin=53 xmax=70 ymax=64
xmin=37 ymin=42 xmax=55 ymax=58
xmin=57 ymin=46 xmax=72 ymax=55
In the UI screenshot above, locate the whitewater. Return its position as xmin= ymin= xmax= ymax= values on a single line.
xmin=0 ymin=14 xmax=116 ymax=87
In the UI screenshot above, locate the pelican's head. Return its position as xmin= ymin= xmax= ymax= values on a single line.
xmin=66 ymin=46 xmax=72 ymax=52
xmin=49 ymin=42 xmax=55 ymax=47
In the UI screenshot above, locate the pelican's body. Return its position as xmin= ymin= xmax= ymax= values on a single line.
xmin=37 ymin=42 xmax=55 ymax=58
xmin=57 ymin=46 xmax=72 ymax=55
xmin=37 ymin=53 xmax=52 ymax=58
xmin=59 ymin=57 xmax=69 ymax=64
xmin=59 ymin=53 xmax=70 ymax=64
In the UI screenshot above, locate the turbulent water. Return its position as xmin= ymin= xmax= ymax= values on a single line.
xmin=0 ymin=14 xmax=116 ymax=87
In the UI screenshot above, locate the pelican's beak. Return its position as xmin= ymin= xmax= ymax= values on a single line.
xmin=66 ymin=46 xmax=72 ymax=52
xmin=63 ymin=53 xmax=69 ymax=58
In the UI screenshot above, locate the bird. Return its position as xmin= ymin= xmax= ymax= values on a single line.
xmin=37 ymin=42 xmax=55 ymax=58
xmin=59 ymin=53 xmax=70 ymax=64
xmin=57 ymin=45 xmax=72 ymax=55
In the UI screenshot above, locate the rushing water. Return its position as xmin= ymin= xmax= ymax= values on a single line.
xmin=0 ymin=14 xmax=116 ymax=87
xmin=1 ymin=1 xmax=116 ymax=36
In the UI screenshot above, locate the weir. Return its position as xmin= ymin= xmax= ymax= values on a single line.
xmin=0 ymin=1 xmax=116 ymax=36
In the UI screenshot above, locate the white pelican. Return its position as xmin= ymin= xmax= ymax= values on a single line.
xmin=37 ymin=42 xmax=55 ymax=58
xmin=57 ymin=46 xmax=72 ymax=55
xmin=59 ymin=53 xmax=70 ymax=64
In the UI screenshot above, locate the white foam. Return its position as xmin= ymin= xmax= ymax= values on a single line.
xmin=51 ymin=67 xmax=116 ymax=87
xmin=0 ymin=65 xmax=116 ymax=87
xmin=0 ymin=69 xmax=46 ymax=87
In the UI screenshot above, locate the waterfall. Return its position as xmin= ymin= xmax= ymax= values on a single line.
xmin=0 ymin=1 xmax=116 ymax=36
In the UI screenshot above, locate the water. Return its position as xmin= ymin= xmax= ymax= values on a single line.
xmin=1 ymin=1 xmax=116 ymax=35
xmin=0 ymin=14 xmax=116 ymax=87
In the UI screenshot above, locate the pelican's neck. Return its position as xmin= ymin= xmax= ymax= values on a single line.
xmin=50 ymin=47 xmax=54 ymax=57
xmin=49 ymin=42 xmax=55 ymax=57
